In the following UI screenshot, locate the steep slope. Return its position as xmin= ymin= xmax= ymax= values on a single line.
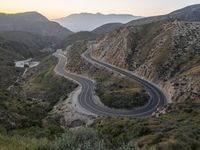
xmin=92 ymin=20 xmax=200 ymax=102
xmin=0 ymin=12 xmax=73 ymax=39
xmin=0 ymin=37 xmax=36 ymax=89
xmin=127 ymin=4 xmax=200 ymax=26
xmin=92 ymin=23 xmax=123 ymax=34
xmin=0 ymin=31 xmax=59 ymax=52
xmin=58 ymin=31 xmax=97 ymax=49
xmin=169 ymin=4 xmax=200 ymax=21
xmin=0 ymin=34 xmax=59 ymax=89
xmin=54 ymin=13 xmax=141 ymax=32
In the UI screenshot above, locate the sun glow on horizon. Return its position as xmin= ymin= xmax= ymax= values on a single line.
xmin=0 ymin=0 xmax=199 ymax=19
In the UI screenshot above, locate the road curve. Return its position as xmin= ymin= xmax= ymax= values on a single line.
xmin=54 ymin=48 xmax=167 ymax=117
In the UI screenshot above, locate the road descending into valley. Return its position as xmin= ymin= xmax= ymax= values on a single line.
xmin=54 ymin=48 xmax=167 ymax=117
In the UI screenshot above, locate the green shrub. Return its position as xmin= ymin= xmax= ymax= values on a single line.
xmin=0 ymin=133 xmax=50 ymax=150
xmin=54 ymin=128 xmax=106 ymax=150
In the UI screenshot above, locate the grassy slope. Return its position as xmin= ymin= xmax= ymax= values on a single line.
xmin=2 ymin=101 xmax=200 ymax=150
xmin=91 ymin=101 xmax=200 ymax=150
xmin=3 ymin=101 xmax=199 ymax=150
xmin=0 ymin=53 xmax=77 ymax=149
xmin=0 ymin=40 xmax=25 ymax=89
xmin=65 ymin=41 xmax=149 ymax=109
xmin=0 ymin=35 xmax=53 ymax=89
xmin=0 ymin=134 xmax=50 ymax=150
xmin=0 ymin=36 xmax=82 ymax=149
xmin=23 ymin=55 xmax=77 ymax=107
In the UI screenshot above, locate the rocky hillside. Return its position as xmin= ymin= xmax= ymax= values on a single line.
xmin=92 ymin=19 xmax=200 ymax=102
xmin=0 ymin=12 xmax=73 ymax=39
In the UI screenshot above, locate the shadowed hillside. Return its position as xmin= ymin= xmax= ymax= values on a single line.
xmin=0 ymin=31 xmax=59 ymax=53
xmin=0 ymin=12 xmax=73 ymax=39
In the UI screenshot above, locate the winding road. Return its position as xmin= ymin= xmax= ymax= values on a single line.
xmin=54 ymin=47 xmax=167 ymax=117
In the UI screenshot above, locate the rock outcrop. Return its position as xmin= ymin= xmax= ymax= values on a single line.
xmin=92 ymin=20 xmax=200 ymax=102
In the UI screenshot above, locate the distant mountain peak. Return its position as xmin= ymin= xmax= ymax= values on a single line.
xmin=0 ymin=11 xmax=49 ymax=22
xmin=54 ymin=13 xmax=142 ymax=32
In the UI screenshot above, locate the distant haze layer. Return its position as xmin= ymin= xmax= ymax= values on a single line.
xmin=54 ymin=13 xmax=141 ymax=32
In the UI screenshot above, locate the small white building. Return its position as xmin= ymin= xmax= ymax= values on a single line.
xmin=56 ymin=49 xmax=63 ymax=53
xmin=15 ymin=58 xmax=32 ymax=68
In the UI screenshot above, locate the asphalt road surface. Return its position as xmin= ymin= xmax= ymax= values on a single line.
xmin=54 ymin=49 xmax=167 ymax=117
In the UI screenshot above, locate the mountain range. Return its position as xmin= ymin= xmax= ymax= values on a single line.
xmin=91 ymin=4 xmax=200 ymax=35
xmin=56 ymin=4 xmax=200 ymax=46
xmin=54 ymin=13 xmax=141 ymax=32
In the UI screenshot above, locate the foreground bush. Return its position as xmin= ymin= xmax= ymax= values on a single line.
xmin=0 ymin=134 xmax=50 ymax=150
xmin=53 ymin=128 xmax=106 ymax=150
xmin=92 ymin=102 xmax=200 ymax=150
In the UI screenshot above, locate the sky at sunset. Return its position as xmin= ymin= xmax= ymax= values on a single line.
xmin=0 ymin=0 xmax=200 ymax=19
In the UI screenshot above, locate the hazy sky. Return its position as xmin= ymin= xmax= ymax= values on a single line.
xmin=0 ymin=0 xmax=199 ymax=19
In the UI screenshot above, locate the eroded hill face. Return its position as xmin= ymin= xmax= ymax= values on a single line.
xmin=92 ymin=20 xmax=200 ymax=102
